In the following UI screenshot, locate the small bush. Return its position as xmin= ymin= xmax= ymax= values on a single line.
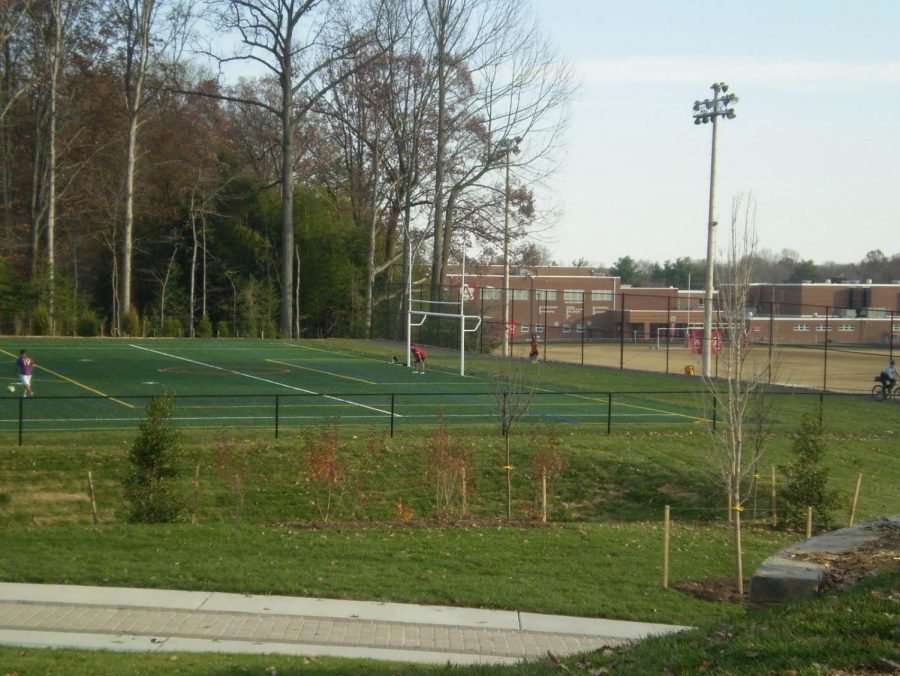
xmin=196 ymin=315 xmax=213 ymax=338
xmin=32 ymin=305 xmax=51 ymax=335
xmin=76 ymin=311 xmax=101 ymax=337
xmin=160 ymin=316 xmax=184 ymax=337
xmin=123 ymin=394 xmax=183 ymax=523
xmin=780 ymin=413 xmax=841 ymax=532
xmin=121 ymin=307 xmax=141 ymax=337
xmin=217 ymin=320 xmax=231 ymax=338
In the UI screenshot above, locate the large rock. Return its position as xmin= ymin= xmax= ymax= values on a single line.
xmin=749 ymin=516 xmax=899 ymax=606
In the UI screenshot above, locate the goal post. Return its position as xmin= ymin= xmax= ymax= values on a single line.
xmin=407 ymin=296 xmax=482 ymax=376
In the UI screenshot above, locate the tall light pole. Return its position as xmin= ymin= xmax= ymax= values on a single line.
xmin=497 ymin=136 xmax=521 ymax=357
xmin=693 ymin=82 xmax=738 ymax=377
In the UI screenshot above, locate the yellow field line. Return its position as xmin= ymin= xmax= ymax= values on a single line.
xmin=0 ymin=347 xmax=134 ymax=409
xmin=265 ymin=358 xmax=376 ymax=385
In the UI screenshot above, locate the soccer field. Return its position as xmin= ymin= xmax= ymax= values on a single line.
xmin=0 ymin=338 xmax=714 ymax=438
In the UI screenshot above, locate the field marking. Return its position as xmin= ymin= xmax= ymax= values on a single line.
xmin=0 ymin=347 xmax=134 ymax=409
xmin=265 ymin=358 xmax=376 ymax=385
xmin=129 ymin=344 xmax=399 ymax=418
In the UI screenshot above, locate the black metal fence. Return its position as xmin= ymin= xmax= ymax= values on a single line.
xmin=3 ymin=388 xmax=889 ymax=446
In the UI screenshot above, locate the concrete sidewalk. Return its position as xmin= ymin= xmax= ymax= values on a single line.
xmin=0 ymin=583 xmax=688 ymax=666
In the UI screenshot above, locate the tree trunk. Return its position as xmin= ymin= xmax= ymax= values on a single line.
xmin=189 ymin=193 xmax=198 ymax=337
xmin=279 ymin=61 xmax=294 ymax=338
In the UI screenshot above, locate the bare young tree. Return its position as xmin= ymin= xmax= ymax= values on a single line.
xmin=491 ymin=359 xmax=539 ymax=519
xmin=703 ymin=194 xmax=772 ymax=596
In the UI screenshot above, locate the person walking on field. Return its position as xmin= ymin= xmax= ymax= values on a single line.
xmin=530 ymin=335 xmax=540 ymax=364
xmin=16 ymin=350 xmax=34 ymax=397
xmin=411 ymin=345 xmax=427 ymax=374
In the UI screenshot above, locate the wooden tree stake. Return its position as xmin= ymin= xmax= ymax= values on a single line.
xmin=805 ymin=506 xmax=813 ymax=538
xmin=770 ymin=464 xmax=777 ymax=527
xmin=848 ymin=472 xmax=862 ymax=527
xmin=87 ymin=471 xmax=99 ymax=526
xmin=191 ymin=464 xmax=200 ymax=525
xmin=663 ymin=505 xmax=670 ymax=589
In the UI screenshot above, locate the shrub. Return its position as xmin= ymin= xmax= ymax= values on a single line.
xmin=196 ymin=315 xmax=213 ymax=338
xmin=123 ymin=394 xmax=183 ymax=523
xmin=780 ymin=413 xmax=841 ymax=532
xmin=76 ymin=311 xmax=101 ymax=337
xmin=217 ymin=320 xmax=231 ymax=338
xmin=160 ymin=316 xmax=184 ymax=337
xmin=121 ymin=307 xmax=141 ymax=337
xmin=32 ymin=305 xmax=51 ymax=335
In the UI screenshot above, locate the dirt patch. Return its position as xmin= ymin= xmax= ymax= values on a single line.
xmin=671 ymin=577 xmax=747 ymax=604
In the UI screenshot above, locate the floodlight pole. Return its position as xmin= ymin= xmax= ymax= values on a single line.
xmin=693 ymin=82 xmax=738 ymax=378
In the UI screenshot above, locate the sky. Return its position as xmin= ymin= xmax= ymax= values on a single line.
xmin=528 ymin=0 xmax=900 ymax=268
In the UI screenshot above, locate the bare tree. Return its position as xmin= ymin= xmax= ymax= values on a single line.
xmin=423 ymin=0 xmax=572 ymax=294
xmin=202 ymin=0 xmax=383 ymax=337
xmin=491 ymin=359 xmax=539 ymax=519
xmin=107 ymin=0 xmax=192 ymax=332
xmin=703 ymin=194 xmax=772 ymax=596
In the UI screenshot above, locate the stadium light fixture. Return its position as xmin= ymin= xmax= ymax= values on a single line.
xmin=692 ymin=82 xmax=738 ymax=378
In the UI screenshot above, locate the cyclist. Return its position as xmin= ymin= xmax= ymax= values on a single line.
xmin=877 ymin=359 xmax=899 ymax=394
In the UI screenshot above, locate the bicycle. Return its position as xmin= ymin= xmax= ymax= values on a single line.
xmin=871 ymin=377 xmax=897 ymax=401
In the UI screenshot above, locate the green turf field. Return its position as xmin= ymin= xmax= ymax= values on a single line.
xmin=0 ymin=338 xmax=716 ymax=436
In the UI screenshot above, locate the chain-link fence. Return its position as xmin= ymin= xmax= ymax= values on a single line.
xmin=369 ymin=282 xmax=898 ymax=393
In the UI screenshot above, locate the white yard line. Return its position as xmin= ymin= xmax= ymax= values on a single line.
xmin=129 ymin=344 xmax=399 ymax=418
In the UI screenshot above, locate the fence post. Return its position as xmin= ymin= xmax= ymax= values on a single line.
xmin=662 ymin=505 xmax=670 ymax=588
xmin=619 ymin=294 xmax=626 ymax=370
xmin=712 ymin=394 xmax=717 ymax=432
xmin=822 ymin=305 xmax=830 ymax=392
xmin=274 ymin=395 xmax=280 ymax=439
xmin=581 ymin=291 xmax=586 ymax=366
xmin=390 ymin=393 xmax=395 ymax=438
xmin=607 ymin=392 xmax=612 ymax=434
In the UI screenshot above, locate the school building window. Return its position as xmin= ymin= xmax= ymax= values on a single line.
xmin=537 ymin=289 xmax=557 ymax=301
xmin=564 ymin=289 xmax=583 ymax=302
xmin=576 ymin=323 xmax=584 ymax=333
xmin=837 ymin=324 xmax=855 ymax=332
xmin=520 ymin=323 xmax=530 ymax=333
xmin=793 ymin=324 xmax=809 ymax=332
xmin=816 ymin=324 xmax=832 ymax=332
xmin=511 ymin=289 xmax=529 ymax=301
xmin=591 ymin=290 xmax=613 ymax=301
xmin=562 ymin=323 xmax=572 ymax=334
xmin=535 ymin=325 xmax=543 ymax=334
xmin=481 ymin=287 xmax=500 ymax=300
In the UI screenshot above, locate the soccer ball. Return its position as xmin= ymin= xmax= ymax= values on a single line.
xmin=7 ymin=385 xmax=14 ymax=393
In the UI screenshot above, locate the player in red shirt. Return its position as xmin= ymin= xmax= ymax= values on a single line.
xmin=410 ymin=346 xmax=426 ymax=374
xmin=16 ymin=349 xmax=35 ymax=397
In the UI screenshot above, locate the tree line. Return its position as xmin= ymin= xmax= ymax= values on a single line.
xmin=606 ymin=249 xmax=900 ymax=290
xmin=0 ymin=0 xmax=573 ymax=338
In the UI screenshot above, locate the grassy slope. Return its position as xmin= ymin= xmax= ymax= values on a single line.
xmin=0 ymin=338 xmax=897 ymax=673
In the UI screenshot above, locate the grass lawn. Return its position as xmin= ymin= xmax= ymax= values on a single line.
xmin=0 ymin=338 xmax=897 ymax=673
